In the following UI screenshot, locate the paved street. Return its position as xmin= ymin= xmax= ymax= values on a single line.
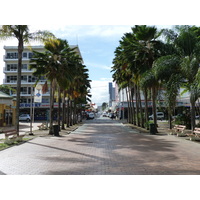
xmin=1 ymin=117 xmax=200 ymax=175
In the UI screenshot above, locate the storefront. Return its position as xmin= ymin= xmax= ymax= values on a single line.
xmin=20 ymin=102 xmax=59 ymax=121
xmin=0 ymin=91 xmax=16 ymax=127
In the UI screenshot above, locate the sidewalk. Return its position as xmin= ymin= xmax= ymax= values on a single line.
xmin=1 ymin=118 xmax=200 ymax=174
xmin=0 ymin=121 xmax=84 ymax=140
xmin=121 ymin=119 xmax=170 ymax=135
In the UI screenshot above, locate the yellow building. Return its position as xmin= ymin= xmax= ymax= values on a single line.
xmin=0 ymin=91 xmax=16 ymax=127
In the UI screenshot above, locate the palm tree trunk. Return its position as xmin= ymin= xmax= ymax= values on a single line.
xmin=79 ymin=104 xmax=83 ymax=122
xmin=49 ymin=81 xmax=54 ymax=135
xmin=126 ymin=87 xmax=130 ymax=123
xmin=135 ymin=84 xmax=140 ymax=127
xmin=66 ymin=98 xmax=70 ymax=128
xmin=69 ymin=99 xmax=73 ymax=126
xmin=61 ymin=91 xmax=66 ymax=129
xmin=131 ymin=87 xmax=136 ymax=125
xmin=144 ymin=89 xmax=149 ymax=129
xmin=73 ymin=101 xmax=77 ymax=124
xmin=57 ymin=86 xmax=61 ymax=131
xmin=168 ymin=108 xmax=173 ymax=129
xmin=128 ymin=87 xmax=134 ymax=124
xmin=191 ymin=100 xmax=196 ymax=130
xmin=138 ymin=86 xmax=144 ymax=128
xmin=16 ymin=38 xmax=24 ymax=136
xmin=152 ymin=87 xmax=158 ymax=133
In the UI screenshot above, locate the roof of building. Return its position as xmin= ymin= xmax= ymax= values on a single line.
xmin=4 ymin=45 xmax=83 ymax=61
xmin=0 ymin=91 xmax=13 ymax=99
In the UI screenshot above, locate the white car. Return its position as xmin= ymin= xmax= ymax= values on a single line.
xmin=149 ymin=112 xmax=164 ymax=120
xmin=19 ymin=114 xmax=31 ymax=122
xmin=87 ymin=112 xmax=94 ymax=119
xmin=102 ymin=112 xmax=108 ymax=117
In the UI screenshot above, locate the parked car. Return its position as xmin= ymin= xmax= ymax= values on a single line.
xmin=172 ymin=114 xmax=183 ymax=120
xmin=149 ymin=112 xmax=164 ymax=120
xmin=19 ymin=114 xmax=31 ymax=122
xmin=87 ymin=112 xmax=94 ymax=119
xmin=102 ymin=112 xmax=108 ymax=117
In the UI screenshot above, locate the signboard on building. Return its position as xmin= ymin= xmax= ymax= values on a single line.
xmin=34 ymin=84 xmax=42 ymax=103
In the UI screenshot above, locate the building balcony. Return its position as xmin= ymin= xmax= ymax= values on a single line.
xmin=3 ymin=55 xmax=31 ymax=61
xmin=3 ymin=80 xmax=47 ymax=85
xmin=11 ymin=92 xmax=50 ymax=97
xmin=3 ymin=67 xmax=33 ymax=73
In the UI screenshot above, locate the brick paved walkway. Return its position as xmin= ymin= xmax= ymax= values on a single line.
xmin=0 ymin=118 xmax=200 ymax=175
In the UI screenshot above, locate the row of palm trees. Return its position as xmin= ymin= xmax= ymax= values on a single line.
xmin=112 ymin=25 xmax=200 ymax=131
xmin=0 ymin=25 xmax=91 ymax=135
xmin=30 ymin=38 xmax=91 ymax=134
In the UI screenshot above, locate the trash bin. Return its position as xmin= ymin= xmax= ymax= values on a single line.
xmin=53 ymin=125 xmax=59 ymax=136
xmin=149 ymin=123 xmax=156 ymax=135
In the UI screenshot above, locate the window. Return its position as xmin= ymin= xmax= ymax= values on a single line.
xmin=42 ymin=98 xmax=49 ymax=103
xmin=23 ymin=52 xmax=27 ymax=58
xmin=28 ymin=75 xmax=36 ymax=82
xmin=7 ymin=76 xmax=17 ymax=83
xmin=22 ymin=64 xmax=28 ymax=71
xmin=20 ymin=87 xmax=28 ymax=94
xmin=11 ymin=64 xmax=17 ymax=71
xmin=6 ymin=52 xmax=18 ymax=59
xmin=21 ymin=98 xmax=27 ymax=103
xmin=6 ymin=64 xmax=17 ymax=71
xmin=28 ymin=52 xmax=33 ymax=58
xmin=21 ymin=76 xmax=27 ymax=82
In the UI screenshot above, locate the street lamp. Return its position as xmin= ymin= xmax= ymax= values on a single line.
xmin=29 ymin=85 xmax=34 ymax=135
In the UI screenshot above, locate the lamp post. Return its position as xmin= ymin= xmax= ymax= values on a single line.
xmin=29 ymin=84 xmax=34 ymax=135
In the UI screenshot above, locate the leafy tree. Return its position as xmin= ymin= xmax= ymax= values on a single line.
xmin=102 ymin=102 xmax=108 ymax=111
xmin=0 ymin=85 xmax=16 ymax=95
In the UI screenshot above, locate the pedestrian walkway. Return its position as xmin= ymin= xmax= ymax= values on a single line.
xmin=0 ymin=118 xmax=200 ymax=175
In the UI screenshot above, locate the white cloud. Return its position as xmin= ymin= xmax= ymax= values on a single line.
xmin=90 ymin=80 xmax=112 ymax=105
xmin=28 ymin=25 xmax=131 ymax=40
xmin=86 ymin=61 xmax=111 ymax=71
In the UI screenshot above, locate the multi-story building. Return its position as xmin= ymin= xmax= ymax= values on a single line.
xmin=108 ymin=82 xmax=115 ymax=108
xmin=3 ymin=45 xmax=82 ymax=120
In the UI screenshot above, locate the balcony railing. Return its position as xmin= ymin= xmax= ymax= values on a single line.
xmin=3 ymin=67 xmax=33 ymax=72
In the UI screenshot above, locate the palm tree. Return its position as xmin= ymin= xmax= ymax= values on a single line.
xmin=130 ymin=25 xmax=165 ymax=129
xmin=0 ymin=25 xmax=54 ymax=135
xmin=153 ymin=55 xmax=182 ymax=128
xmin=30 ymin=38 xmax=74 ymax=134
xmin=30 ymin=38 xmax=90 ymax=133
xmin=112 ymin=25 xmax=165 ymax=130
xmin=163 ymin=26 xmax=200 ymax=130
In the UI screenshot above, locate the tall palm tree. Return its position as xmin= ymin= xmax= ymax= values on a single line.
xmin=30 ymin=38 xmax=90 ymax=133
xmin=0 ymin=25 xmax=54 ymax=135
xmin=30 ymin=38 xmax=74 ymax=134
xmin=112 ymin=25 xmax=165 ymax=130
xmin=153 ymin=55 xmax=182 ymax=128
xmin=130 ymin=25 xmax=165 ymax=129
xmin=163 ymin=25 xmax=200 ymax=130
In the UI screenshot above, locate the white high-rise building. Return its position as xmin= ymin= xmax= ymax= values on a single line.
xmin=3 ymin=45 xmax=82 ymax=120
